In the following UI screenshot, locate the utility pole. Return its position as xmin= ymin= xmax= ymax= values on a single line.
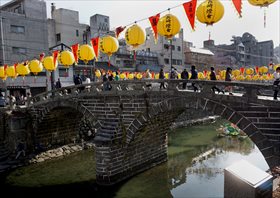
xmin=170 ymin=39 xmax=173 ymax=73
xmin=0 ymin=16 xmax=7 ymax=101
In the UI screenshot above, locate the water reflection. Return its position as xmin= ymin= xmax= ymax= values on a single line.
xmin=1 ymin=120 xmax=269 ymax=198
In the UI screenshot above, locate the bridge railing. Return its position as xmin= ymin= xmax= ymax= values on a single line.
xmin=27 ymin=79 xmax=279 ymax=107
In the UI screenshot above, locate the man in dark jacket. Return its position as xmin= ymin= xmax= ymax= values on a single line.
xmin=181 ymin=69 xmax=189 ymax=89
xmin=190 ymin=65 xmax=199 ymax=92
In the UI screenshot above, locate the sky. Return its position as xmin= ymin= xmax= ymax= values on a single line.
xmin=1 ymin=0 xmax=280 ymax=48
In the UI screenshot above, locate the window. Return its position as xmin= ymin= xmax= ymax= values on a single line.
xmin=59 ymin=68 xmax=69 ymax=77
xmin=104 ymin=18 xmax=108 ymax=23
xmin=56 ymin=33 xmax=61 ymax=42
xmin=177 ymin=60 xmax=182 ymax=65
xmin=171 ymin=45 xmax=175 ymax=50
xmin=164 ymin=44 xmax=169 ymax=49
xmin=76 ymin=30 xmax=79 ymax=37
xmin=164 ymin=59 xmax=169 ymax=64
xmin=177 ymin=46 xmax=181 ymax=51
xmin=14 ymin=6 xmax=22 ymax=14
xmin=172 ymin=59 xmax=177 ymax=65
xmin=11 ymin=25 xmax=25 ymax=33
xmin=12 ymin=47 xmax=27 ymax=54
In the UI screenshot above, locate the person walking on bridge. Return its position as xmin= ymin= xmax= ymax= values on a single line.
xmin=210 ymin=67 xmax=224 ymax=94
xmin=273 ymin=67 xmax=280 ymax=100
xmin=190 ymin=65 xmax=199 ymax=92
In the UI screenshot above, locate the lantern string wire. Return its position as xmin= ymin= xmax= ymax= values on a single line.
xmin=125 ymin=3 xmax=182 ymax=27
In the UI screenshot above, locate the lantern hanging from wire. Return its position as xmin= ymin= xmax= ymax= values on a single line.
xmin=125 ymin=24 xmax=146 ymax=48
xmin=0 ymin=66 xmax=7 ymax=81
xmin=16 ymin=62 xmax=30 ymax=78
xmin=6 ymin=65 xmax=18 ymax=79
xmin=78 ymin=44 xmax=95 ymax=64
xmin=29 ymin=59 xmax=43 ymax=75
xmin=157 ymin=14 xmax=181 ymax=39
xmin=196 ymin=0 xmax=224 ymax=25
xmin=99 ymin=36 xmax=119 ymax=66
xmin=42 ymin=56 xmax=58 ymax=72
xmin=59 ymin=50 xmax=75 ymax=68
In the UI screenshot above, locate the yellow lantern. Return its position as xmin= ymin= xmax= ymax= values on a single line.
xmin=78 ymin=44 xmax=95 ymax=64
xmin=128 ymin=73 xmax=134 ymax=80
xmin=136 ymin=73 xmax=143 ymax=79
xmin=253 ymin=75 xmax=260 ymax=81
xmin=125 ymin=24 xmax=146 ymax=48
xmin=95 ymin=70 xmax=101 ymax=78
xmin=59 ymin=51 xmax=75 ymax=67
xmin=120 ymin=73 xmax=126 ymax=79
xmin=259 ymin=66 xmax=268 ymax=74
xmin=29 ymin=59 xmax=43 ymax=75
xmin=196 ymin=0 xmax=224 ymax=25
xmin=42 ymin=56 xmax=58 ymax=72
xmin=248 ymin=0 xmax=276 ymax=7
xmin=99 ymin=36 xmax=119 ymax=57
xmin=0 ymin=66 xmax=7 ymax=80
xmin=157 ymin=14 xmax=181 ymax=39
xmin=198 ymin=72 xmax=204 ymax=79
xmin=155 ymin=73 xmax=159 ymax=79
xmin=16 ymin=63 xmax=30 ymax=77
xmin=6 ymin=65 xmax=17 ymax=79
xmin=245 ymin=75 xmax=252 ymax=81
xmin=232 ymin=69 xmax=241 ymax=77
xmin=219 ymin=70 xmax=226 ymax=79
xmin=245 ymin=68 xmax=254 ymax=75
xmin=236 ymin=75 xmax=245 ymax=81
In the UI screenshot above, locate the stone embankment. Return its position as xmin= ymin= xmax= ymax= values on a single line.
xmin=171 ymin=115 xmax=219 ymax=130
xmin=28 ymin=142 xmax=94 ymax=164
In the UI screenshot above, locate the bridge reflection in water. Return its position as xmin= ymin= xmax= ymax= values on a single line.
xmin=3 ymin=79 xmax=280 ymax=185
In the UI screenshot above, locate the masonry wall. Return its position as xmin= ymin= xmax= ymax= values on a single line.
xmin=36 ymin=107 xmax=82 ymax=148
xmin=95 ymin=110 xmax=181 ymax=185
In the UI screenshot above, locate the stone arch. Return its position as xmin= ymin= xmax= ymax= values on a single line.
xmin=125 ymin=96 xmax=275 ymax=168
xmin=29 ymin=99 xmax=102 ymax=148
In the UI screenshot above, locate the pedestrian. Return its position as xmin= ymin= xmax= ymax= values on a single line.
xmin=190 ymin=65 xmax=199 ymax=92
xmin=210 ymin=67 xmax=224 ymax=94
xmin=74 ymin=74 xmax=83 ymax=92
xmin=85 ymin=76 xmax=91 ymax=92
xmin=170 ymin=67 xmax=178 ymax=79
xmin=144 ymin=69 xmax=152 ymax=89
xmin=55 ymin=78 xmax=62 ymax=89
xmin=273 ymin=66 xmax=280 ymax=100
xmin=159 ymin=68 xmax=166 ymax=89
xmin=225 ymin=67 xmax=233 ymax=95
xmin=115 ymin=71 xmax=120 ymax=81
xmin=181 ymin=68 xmax=189 ymax=89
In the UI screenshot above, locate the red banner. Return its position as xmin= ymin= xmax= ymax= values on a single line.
xmin=90 ymin=37 xmax=99 ymax=61
xmin=255 ymin=66 xmax=259 ymax=74
xmin=71 ymin=44 xmax=79 ymax=63
xmin=39 ymin=53 xmax=45 ymax=62
xmin=183 ymin=0 xmax=197 ymax=31
xmin=4 ymin=64 xmax=7 ymax=71
xmin=232 ymin=0 xmax=242 ymax=17
xmin=14 ymin=63 xmax=18 ymax=70
xmin=240 ymin=67 xmax=245 ymax=75
xmin=149 ymin=13 xmax=160 ymax=44
xmin=115 ymin=26 xmax=126 ymax=38
xmin=52 ymin=50 xmax=59 ymax=66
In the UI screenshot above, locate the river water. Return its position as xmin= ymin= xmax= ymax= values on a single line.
xmin=1 ymin=120 xmax=269 ymax=197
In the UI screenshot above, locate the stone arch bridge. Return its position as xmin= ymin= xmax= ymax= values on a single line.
xmin=1 ymin=79 xmax=280 ymax=185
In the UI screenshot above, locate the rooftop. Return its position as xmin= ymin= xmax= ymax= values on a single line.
xmin=188 ymin=47 xmax=214 ymax=56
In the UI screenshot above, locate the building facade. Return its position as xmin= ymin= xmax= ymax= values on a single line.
xmin=48 ymin=3 xmax=89 ymax=47
xmin=184 ymin=47 xmax=214 ymax=71
xmin=0 ymin=0 xmax=49 ymax=95
xmin=138 ymin=27 xmax=184 ymax=72
xmin=204 ymin=32 xmax=274 ymax=67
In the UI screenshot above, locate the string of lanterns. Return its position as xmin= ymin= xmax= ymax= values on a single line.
xmin=0 ymin=0 xmax=278 ymax=81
